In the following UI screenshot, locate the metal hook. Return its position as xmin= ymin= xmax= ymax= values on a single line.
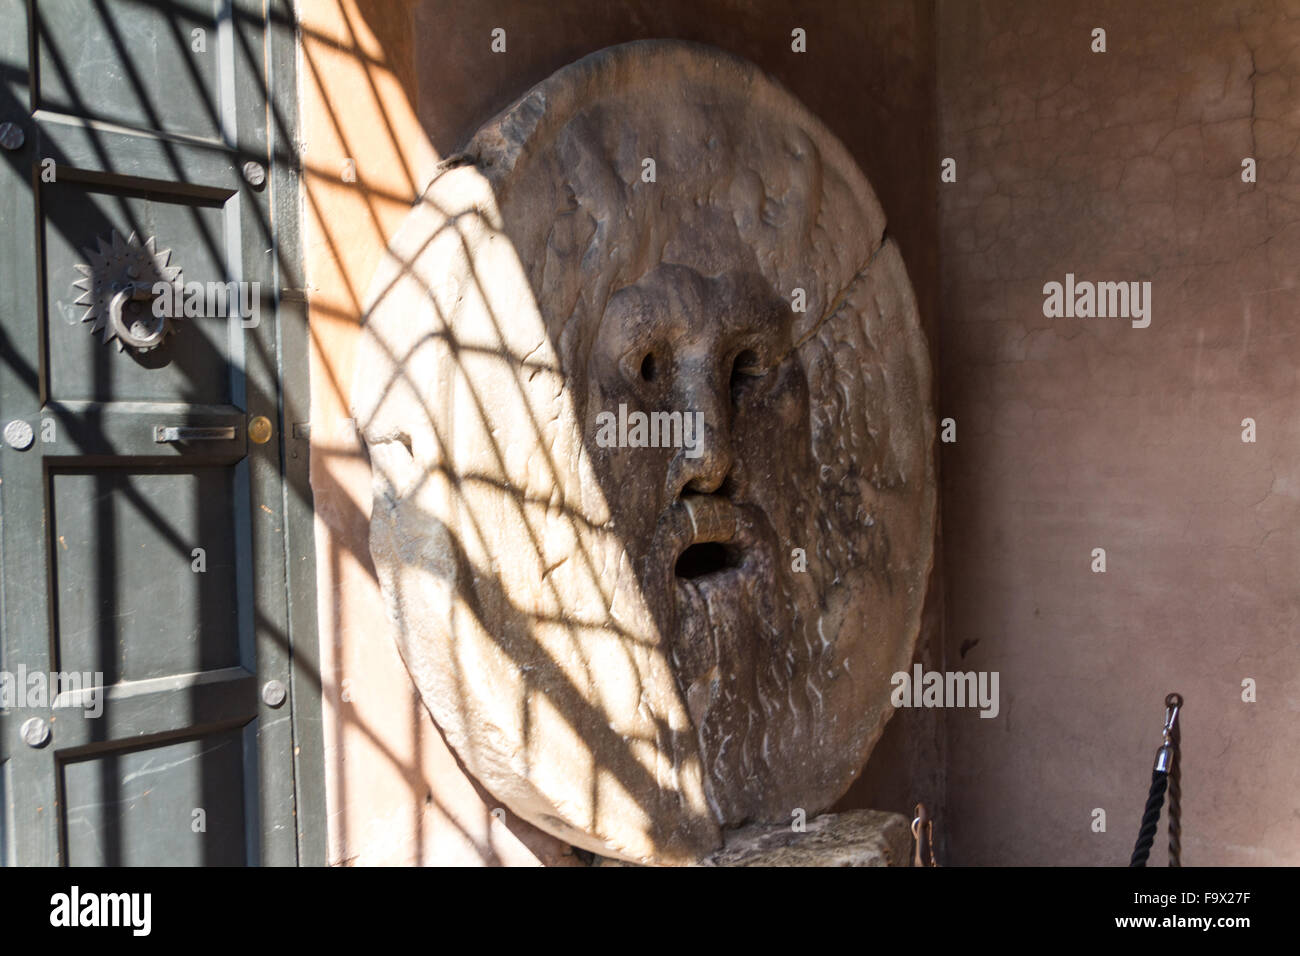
xmin=1163 ymin=692 xmax=1183 ymax=740
xmin=912 ymin=802 xmax=936 ymax=867
xmin=1153 ymin=692 xmax=1182 ymax=772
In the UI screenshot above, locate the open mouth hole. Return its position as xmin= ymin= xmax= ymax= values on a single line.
xmin=675 ymin=541 xmax=736 ymax=580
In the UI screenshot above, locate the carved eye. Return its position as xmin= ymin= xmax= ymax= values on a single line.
xmin=640 ymin=352 xmax=658 ymax=382
xmin=729 ymin=348 xmax=764 ymax=402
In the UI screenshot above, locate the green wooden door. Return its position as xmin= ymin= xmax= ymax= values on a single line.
xmin=0 ymin=0 xmax=316 ymax=865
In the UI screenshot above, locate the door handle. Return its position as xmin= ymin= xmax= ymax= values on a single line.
xmin=153 ymin=425 xmax=237 ymax=443
xmin=108 ymin=283 xmax=168 ymax=352
xmin=73 ymin=229 xmax=182 ymax=353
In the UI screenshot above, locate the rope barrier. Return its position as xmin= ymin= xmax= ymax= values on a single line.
xmin=1167 ymin=699 xmax=1181 ymax=867
xmin=1130 ymin=692 xmax=1182 ymax=867
xmin=1129 ymin=770 xmax=1168 ymax=866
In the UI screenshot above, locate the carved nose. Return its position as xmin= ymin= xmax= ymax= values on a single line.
xmin=666 ymin=360 xmax=734 ymax=498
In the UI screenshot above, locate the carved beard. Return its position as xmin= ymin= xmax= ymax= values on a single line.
xmin=630 ymin=468 xmax=876 ymax=829
xmin=668 ymin=500 xmax=810 ymax=825
xmin=611 ymin=347 xmax=863 ymax=829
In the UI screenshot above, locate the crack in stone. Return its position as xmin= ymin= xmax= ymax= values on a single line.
xmin=792 ymin=233 xmax=888 ymax=355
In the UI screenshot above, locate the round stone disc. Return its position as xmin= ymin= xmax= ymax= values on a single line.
xmin=354 ymin=39 xmax=935 ymax=864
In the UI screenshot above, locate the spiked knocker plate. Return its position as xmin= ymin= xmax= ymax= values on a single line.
xmin=73 ymin=230 xmax=183 ymax=353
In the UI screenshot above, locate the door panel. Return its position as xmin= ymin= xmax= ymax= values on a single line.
xmin=50 ymin=467 xmax=244 ymax=682
xmin=43 ymin=180 xmax=237 ymax=404
xmin=0 ymin=0 xmax=306 ymax=865
xmin=62 ymin=726 xmax=251 ymax=866
xmin=35 ymin=0 xmax=232 ymax=143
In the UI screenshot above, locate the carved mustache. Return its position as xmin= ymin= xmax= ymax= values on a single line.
xmin=640 ymin=493 xmax=773 ymax=597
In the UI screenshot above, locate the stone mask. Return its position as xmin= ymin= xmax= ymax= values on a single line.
xmin=353 ymin=40 xmax=936 ymax=865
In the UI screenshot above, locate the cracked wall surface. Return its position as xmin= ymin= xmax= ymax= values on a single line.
xmin=939 ymin=0 xmax=1300 ymax=864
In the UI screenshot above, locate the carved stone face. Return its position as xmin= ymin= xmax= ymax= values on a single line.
xmin=586 ymin=262 xmax=821 ymax=825
xmin=354 ymin=40 xmax=936 ymax=864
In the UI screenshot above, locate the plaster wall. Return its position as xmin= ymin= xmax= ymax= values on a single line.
xmin=937 ymin=0 xmax=1300 ymax=865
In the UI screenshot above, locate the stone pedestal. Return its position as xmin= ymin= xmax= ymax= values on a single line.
xmin=596 ymin=809 xmax=913 ymax=866
xmin=706 ymin=810 xmax=913 ymax=867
